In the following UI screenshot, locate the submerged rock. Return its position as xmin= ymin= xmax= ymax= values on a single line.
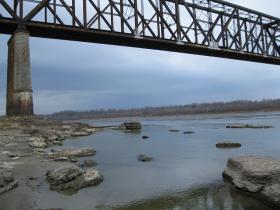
xmin=169 ymin=129 xmax=180 ymax=132
xmin=183 ymin=131 xmax=194 ymax=134
xmin=46 ymin=165 xmax=103 ymax=192
xmin=223 ymin=156 xmax=280 ymax=207
xmin=0 ymin=166 xmax=18 ymax=194
xmin=138 ymin=155 xmax=153 ymax=162
xmin=216 ymin=142 xmax=241 ymax=148
xmin=84 ymin=160 xmax=97 ymax=167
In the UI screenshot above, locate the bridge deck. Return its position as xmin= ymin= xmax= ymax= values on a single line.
xmin=0 ymin=0 xmax=280 ymax=65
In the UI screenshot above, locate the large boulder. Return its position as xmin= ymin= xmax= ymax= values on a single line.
xmin=223 ymin=156 xmax=280 ymax=207
xmin=0 ymin=166 xmax=18 ymax=194
xmin=46 ymin=165 xmax=83 ymax=185
xmin=46 ymin=165 xmax=103 ymax=193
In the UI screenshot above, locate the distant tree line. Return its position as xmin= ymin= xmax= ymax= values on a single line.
xmin=46 ymin=99 xmax=280 ymax=120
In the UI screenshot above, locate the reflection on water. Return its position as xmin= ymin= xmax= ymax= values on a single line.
xmin=100 ymin=183 xmax=272 ymax=210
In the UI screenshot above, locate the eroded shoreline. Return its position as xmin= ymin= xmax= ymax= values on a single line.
xmin=0 ymin=117 xmax=105 ymax=210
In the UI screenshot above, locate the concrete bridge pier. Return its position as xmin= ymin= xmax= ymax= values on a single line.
xmin=6 ymin=30 xmax=34 ymax=116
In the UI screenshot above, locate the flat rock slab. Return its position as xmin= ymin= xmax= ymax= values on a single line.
xmin=70 ymin=131 xmax=91 ymax=137
xmin=216 ymin=141 xmax=241 ymax=148
xmin=0 ymin=166 xmax=18 ymax=195
xmin=46 ymin=148 xmax=96 ymax=159
xmin=226 ymin=124 xmax=273 ymax=129
xmin=223 ymin=156 xmax=280 ymax=207
xmin=46 ymin=165 xmax=103 ymax=194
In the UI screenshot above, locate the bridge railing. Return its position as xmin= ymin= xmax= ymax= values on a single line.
xmin=0 ymin=0 xmax=280 ymax=58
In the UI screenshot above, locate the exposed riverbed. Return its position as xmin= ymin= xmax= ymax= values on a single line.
xmin=1 ymin=112 xmax=280 ymax=210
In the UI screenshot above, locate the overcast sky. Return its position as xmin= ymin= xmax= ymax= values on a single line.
xmin=0 ymin=0 xmax=280 ymax=115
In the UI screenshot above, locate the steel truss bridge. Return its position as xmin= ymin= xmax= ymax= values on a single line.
xmin=0 ymin=0 xmax=280 ymax=64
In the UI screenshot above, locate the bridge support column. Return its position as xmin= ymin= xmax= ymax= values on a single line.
xmin=6 ymin=30 xmax=33 ymax=116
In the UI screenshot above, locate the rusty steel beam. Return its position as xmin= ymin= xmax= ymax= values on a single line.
xmin=24 ymin=0 xmax=50 ymax=21
xmin=0 ymin=0 xmax=279 ymax=64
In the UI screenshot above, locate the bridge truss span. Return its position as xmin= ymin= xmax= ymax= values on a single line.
xmin=0 ymin=0 xmax=280 ymax=64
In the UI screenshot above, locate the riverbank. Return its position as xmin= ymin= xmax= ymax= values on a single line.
xmin=47 ymin=99 xmax=280 ymax=121
xmin=0 ymin=117 xmax=104 ymax=210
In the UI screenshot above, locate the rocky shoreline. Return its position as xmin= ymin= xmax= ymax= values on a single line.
xmin=0 ymin=117 xmax=105 ymax=210
xmin=0 ymin=118 xmax=146 ymax=209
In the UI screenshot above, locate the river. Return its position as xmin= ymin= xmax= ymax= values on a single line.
xmin=37 ymin=112 xmax=280 ymax=210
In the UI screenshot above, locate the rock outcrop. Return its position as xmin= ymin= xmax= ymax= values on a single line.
xmin=46 ymin=165 xmax=103 ymax=193
xmin=119 ymin=122 xmax=142 ymax=130
xmin=4 ymin=118 xmax=101 ymax=149
xmin=223 ymin=156 xmax=280 ymax=207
